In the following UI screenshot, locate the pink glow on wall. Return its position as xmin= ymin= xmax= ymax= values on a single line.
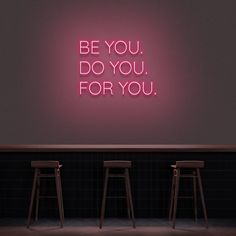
xmin=22 ymin=0 xmax=205 ymax=144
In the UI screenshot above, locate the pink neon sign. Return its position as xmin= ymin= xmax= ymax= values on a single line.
xmin=78 ymin=40 xmax=157 ymax=97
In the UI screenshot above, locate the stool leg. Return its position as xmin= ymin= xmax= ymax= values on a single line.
xmin=169 ymin=169 xmax=175 ymax=221
xmin=172 ymin=169 xmax=180 ymax=229
xmin=196 ymin=168 xmax=208 ymax=228
xmin=193 ymin=170 xmax=197 ymax=222
xmin=125 ymin=169 xmax=135 ymax=228
xmin=125 ymin=172 xmax=131 ymax=219
xmin=55 ymin=168 xmax=63 ymax=228
xmin=27 ymin=168 xmax=38 ymax=228
xmin=100 ymin=168 xmax=109 ymax=228
xmin=35 ymin=171 xmax=41 ymax=221
xmin=58 ymin=169 xmax=65 ymax=223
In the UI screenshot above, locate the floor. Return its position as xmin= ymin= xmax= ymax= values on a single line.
xmin=0 ymin=219 xmax=236 ymax=236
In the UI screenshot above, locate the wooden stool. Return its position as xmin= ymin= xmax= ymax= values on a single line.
xmin=169 ymin=161 xmax=208 ymax=229
xmin=27 ymin=161 xmax=64 ymax=228
xmin=100 ymin=161 xmax=135 ymax=228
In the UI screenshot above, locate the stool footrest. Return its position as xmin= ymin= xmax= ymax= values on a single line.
xmin=178 ymin=175 xmax=196 ymax=178
xmin=39 ymin=196 xmax=57 ymax=199
xmin=106 ymin=196 xmax=127 ymax=199
xmin=178 ymin=196 xmax=194 ymax=199
xmin=108 ymin=174 xmax=125 ymax=178
xmin=39 ymin=174 xmax=55 ymax=178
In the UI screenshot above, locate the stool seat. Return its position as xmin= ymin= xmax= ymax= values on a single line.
xmin=174 ymin=161 xmax=204 ymax=169
xmin=27 ymin=161 xmax=64 ymax=228
xmin=104 ymin=160 xmax=131 ymax=168
xmin=31 ymin=161 xmax=62 ymax=168
xmin=100 ymin=160 xmax=135 ymax=228
xmin=169 ymin=160 xmax=208 ymax=229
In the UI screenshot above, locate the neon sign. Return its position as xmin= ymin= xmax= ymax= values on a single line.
xmin=78 ymin=40 xmax=157 ymax=97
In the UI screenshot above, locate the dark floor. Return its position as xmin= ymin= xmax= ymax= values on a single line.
xmin=0 ymin=219 xmax=236 ymax=236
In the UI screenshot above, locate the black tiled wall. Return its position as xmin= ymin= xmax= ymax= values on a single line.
xmin=0 ymin=152 xmax=235 ymax=218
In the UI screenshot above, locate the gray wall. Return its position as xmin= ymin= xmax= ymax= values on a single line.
xmin=0 ymin=0 xmax=236 ymax=144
